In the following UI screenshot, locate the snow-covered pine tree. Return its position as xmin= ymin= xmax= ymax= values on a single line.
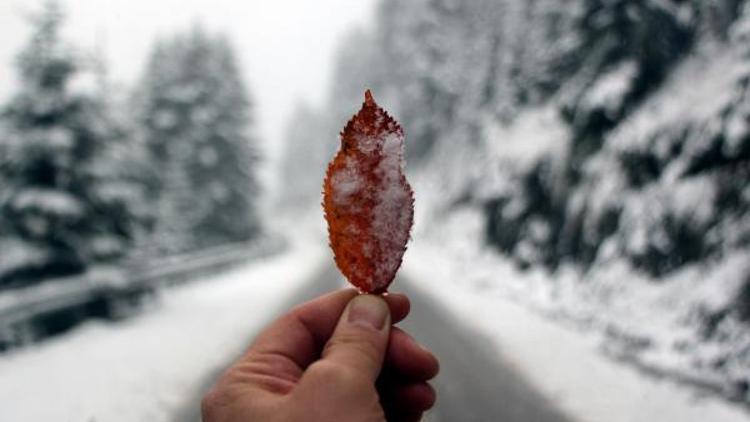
xmin=137 ymin=27 xmax=260 ymax=254
xmin=0 ymin=2 xmax=145 ymax=286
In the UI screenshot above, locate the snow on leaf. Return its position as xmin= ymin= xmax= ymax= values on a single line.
xmin=323 ymin=90 xmax=414 ymax=294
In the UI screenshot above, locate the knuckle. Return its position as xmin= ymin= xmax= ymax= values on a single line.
xmin=325 ymin=332 xmax=381 ymax=364
xmin=308 ymin=360 xmax=367 ymax=386
xmin=201 ymin=386 xmax=228 ymax=421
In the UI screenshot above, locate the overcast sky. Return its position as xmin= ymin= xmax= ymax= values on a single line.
xmin=0 ymin=0 xmax=376 ymax=160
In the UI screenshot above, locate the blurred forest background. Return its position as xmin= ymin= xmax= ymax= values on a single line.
xmin=284 ymin=0 xmax=750 ymax=281
xmin=0 ymin=2 xmax=261 ymax=286
xmin=1 ymin=0 xmax=749 ymax=411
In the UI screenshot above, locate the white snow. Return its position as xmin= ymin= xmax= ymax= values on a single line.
xmin=484 ymin=104 xmax=570 ymax=170
xmin=609 ymin=44 xmax=746 ymax=153
xmin=582 ymin=60 xmax=638 ymax=117
xmin=0 ymin=239 xmax=327 ymax=422
xmin=330 ymin=155 xmax=362 ymax=205
xmin=371 ymin=131 xmax=412 ymax=290
xmin=34 ymin=127 xmax=74 ymax=149
xmin=11 ymin=188 xmax=84 ymax=217
xmin=0 ymin=239 xmax=49 ymax=276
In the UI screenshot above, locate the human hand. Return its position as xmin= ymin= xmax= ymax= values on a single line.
xmin=201 ymin=289 xmax=439 ymax=422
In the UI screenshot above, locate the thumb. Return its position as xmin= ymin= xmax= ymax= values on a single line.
xmin=320 ymin=294 xmax=391 ymax=383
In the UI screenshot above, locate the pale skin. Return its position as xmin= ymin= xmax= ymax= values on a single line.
xmin=201 ymin=289 xmax=440 ymax=422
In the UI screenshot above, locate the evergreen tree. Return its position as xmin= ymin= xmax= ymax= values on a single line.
xmin=0 ymin=2 xmax=145 ymax=286
xmin=137 ymin=27 xmax=260 ymax=254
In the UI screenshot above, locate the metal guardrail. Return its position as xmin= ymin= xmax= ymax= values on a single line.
xmin=0 ymin=235 xmax=285 ymax=350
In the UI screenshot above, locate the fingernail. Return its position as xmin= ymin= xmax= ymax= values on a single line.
xmin=347 ymin=295 xmax=388 ymax=330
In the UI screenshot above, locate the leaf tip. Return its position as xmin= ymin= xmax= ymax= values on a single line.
xmin=364 ymin=89 xmax=374 ymax=106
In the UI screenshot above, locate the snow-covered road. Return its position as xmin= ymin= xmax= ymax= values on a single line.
xmin=399 ymin=272 xmax=572 ymax=422
xmin=403 ymin=243 xmax=750 ymax=422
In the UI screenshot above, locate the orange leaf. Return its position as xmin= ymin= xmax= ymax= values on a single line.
xmin=323 ymin=90 xmax=414 ymax=294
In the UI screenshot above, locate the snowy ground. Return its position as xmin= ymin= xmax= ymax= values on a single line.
xmin=0 ymin=238 xmax=326 ymax=422
xmin=404 ymin=209 xmax=750 ymax=422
